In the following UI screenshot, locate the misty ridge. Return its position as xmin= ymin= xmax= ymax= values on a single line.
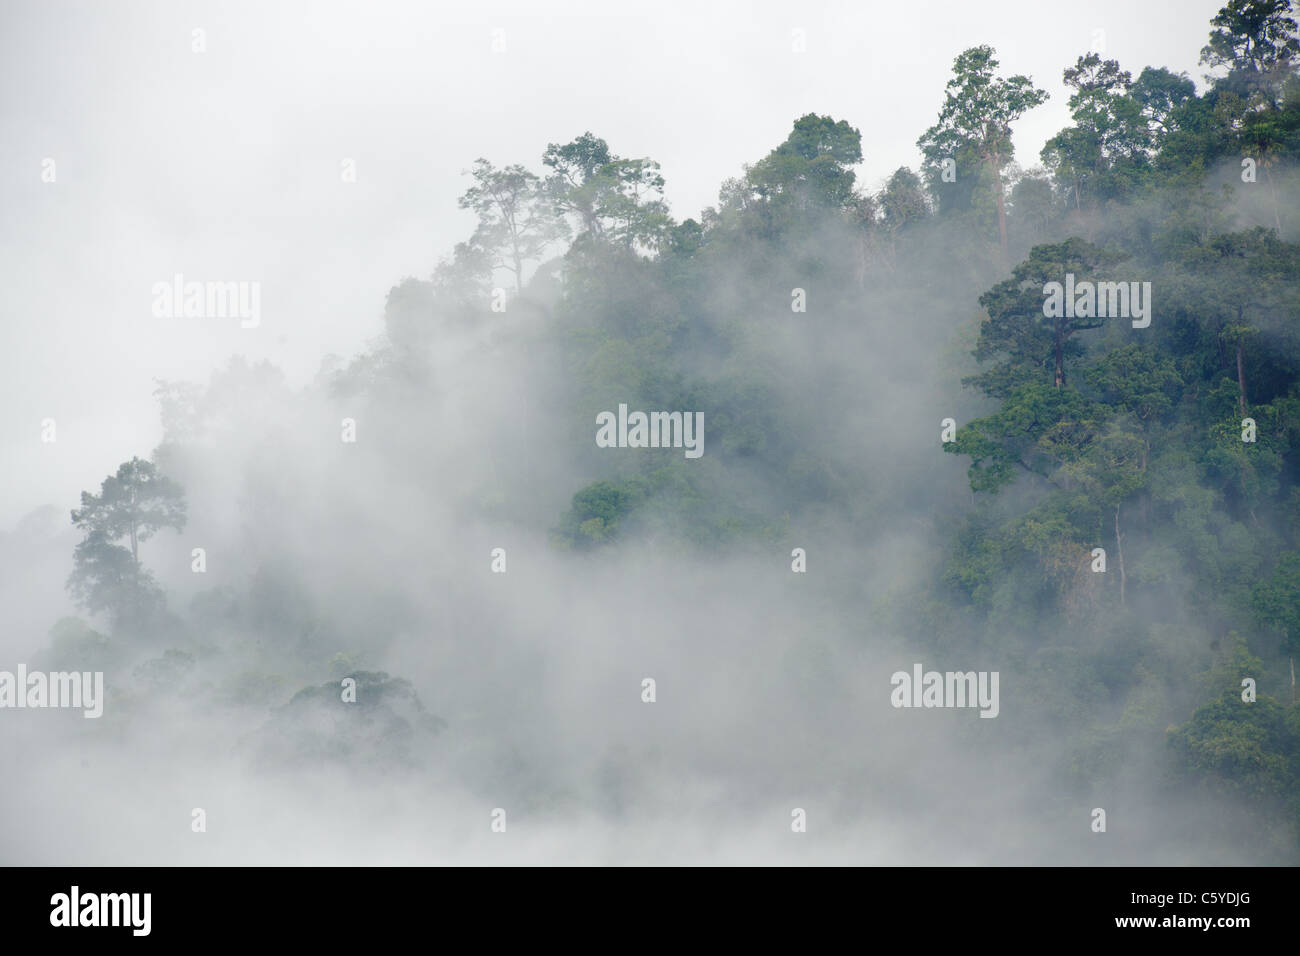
xmin=3 ymin=0 xmax=1300 ymax=866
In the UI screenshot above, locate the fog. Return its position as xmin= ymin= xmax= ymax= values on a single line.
xmin=1 ymin=0 xmax=1290 ymax=866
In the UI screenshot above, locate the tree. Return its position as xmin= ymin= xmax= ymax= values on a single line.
xmin=1169 ymin=689 xmax=1296 ymax=797
xmin=947 ymin=382 xmax=1104 ymax=494
xmin=1252 ymin=552 xmax=1300 ymax=702
xmin=1041 ymin=54 xmax=1150 ymax=208
xmin=1061 ymin=418 xmax=1149 ymax=605
xmin=872 ymin=166 xmax=927 ymax=272
xmin=252 ymin=671 xmax=445 ymax=769
xmin=1080 ymin=345 xmax=1183 ymax=427
xmin=1178 ymin=229 xmax=1300 ymax=416
xmin=68 ymin=458 xmax=186 ymax=627
xmin=969 ymin=238 xmax=1119 ymax=394
xmin=71 ymin=457 xmax=187 ymax=565
xmin=458 ymin=158 xmax=567 ymax=294
xmin=67 ymin=530 xmax=165 ymax=626
xmin=1131 ymin=67 xmax=1198 ymax=147
xmin=746 ymin=113 xmax=864 ymax=214
xmin=918 ymin=46 xmax=1049 ymax=260
xmin=878 ymin=166 xmax=928 ymax=234
xmin=1007 ymin=171 xmax=1056 ymax=243
xmin=542 ymin=133 xmax=672 ymax=251
xmin=552 ymin=478 xmax=651 ymax=549
xmin=1201 ymin=0 xmax=1300 ymax=107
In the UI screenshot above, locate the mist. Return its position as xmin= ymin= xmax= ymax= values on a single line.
xmin=2 ymin=0 xmax=1297 ymax=867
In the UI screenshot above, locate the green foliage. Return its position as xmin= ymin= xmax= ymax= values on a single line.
xmin=918 ymin=45 xmax=1050 ymax=180
xmin=1252 ymin=552 xmax=1300 ymax=652
xmin=970 ymin=238 xmax=1120 ymax=392
xmin=879 ymin=167 xmax=928 ymax=233
xmin=553 ymin=477 xmax=652 ymax=548
xmin=746 ymin=113 xmax=864 ymax=214
xmin=66 ymin=529 xmax=166 ymax=626
xmin=918 ymin=45 xmax=1049 ymax=254
xmin=250 ymin=671 xmax=446 ymax=770
xmin=67 ymin=456 xmax=186 ymax=632
xmin=1041 ymin=54 xmax=1152 ymax=207
xmin=459 ymin=157 xmax=568 ymax=292
xmin=39 ymin=617 xmax=115 ymax=672
xmin=543 ymin=132 xmax=672 ymax=251
xmin=70 ymin=457 xmax=187 ymax=560
xmin=53 ymin=0 xmax=1300 ymax=853
xmin=1169 ymin=692 xmax=1296 ymax=798
xmin=1201 ymin=0 xmax=1300 ymax=107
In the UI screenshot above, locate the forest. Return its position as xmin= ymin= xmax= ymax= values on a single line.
xmin=11 ymin=0 xmax=1300 ymax=864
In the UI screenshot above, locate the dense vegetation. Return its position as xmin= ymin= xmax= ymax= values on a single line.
xmin=49 ymin=0 xmax=1300 ymax=860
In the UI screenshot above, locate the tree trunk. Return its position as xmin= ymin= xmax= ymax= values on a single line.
xmin=989 ymin=151 xmax=1008 ymax=263
xmin=1054 ymin=323 xmax=1065 ymax=388
xmin=1263 ymin=163 xmax=1284 ymax=239
xmin=1236 ymin=341 xmax=1247 ymax=417
xmin=1114 ymin=503 xmax=1126 ymax=607
xmin=1235 ymin=318 xmax=1254 ymax=520
xmin=129 ymin=486 xmax=139 ymax=565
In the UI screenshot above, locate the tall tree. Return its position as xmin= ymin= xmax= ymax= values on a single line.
xmin=71 ymin=457 xmax=187 ymax=565
xmin=918 ymin=46 xmax=1049 ymax=260
xmin=969 ymin=238 xmax=1118 ymax=394
xmin=1252 ymin=552 xmax=1300 ymax=702
xmin=1131 ymin=66 xmax=1198 ymax=147
xmin=746 ymin=114 xmax=864 ymax=214
xmin=1201 ymin=0 xmax=1300 ymax=107
xmin=68 ymin=457 xmax=186 ymax=627
xmin=458 ymin=158 xmax=567 ymax=294
xmin=542 ymin=133 xmax=671 ymax=252
xmin=1178 ymin=228 xmax=1300 ymax=416
xmin=1041 ymin=54 xmax=1150 ymax=208
xmin=878 ymin=166 xmax=928 ymax=233
xmin=876 ymin=166 xmax=929 ymax=268
xmin=1200 ymin=0 xmax=1300 ymax=224
xmin=1062 ymin=418 xmax=1149 ymax=605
